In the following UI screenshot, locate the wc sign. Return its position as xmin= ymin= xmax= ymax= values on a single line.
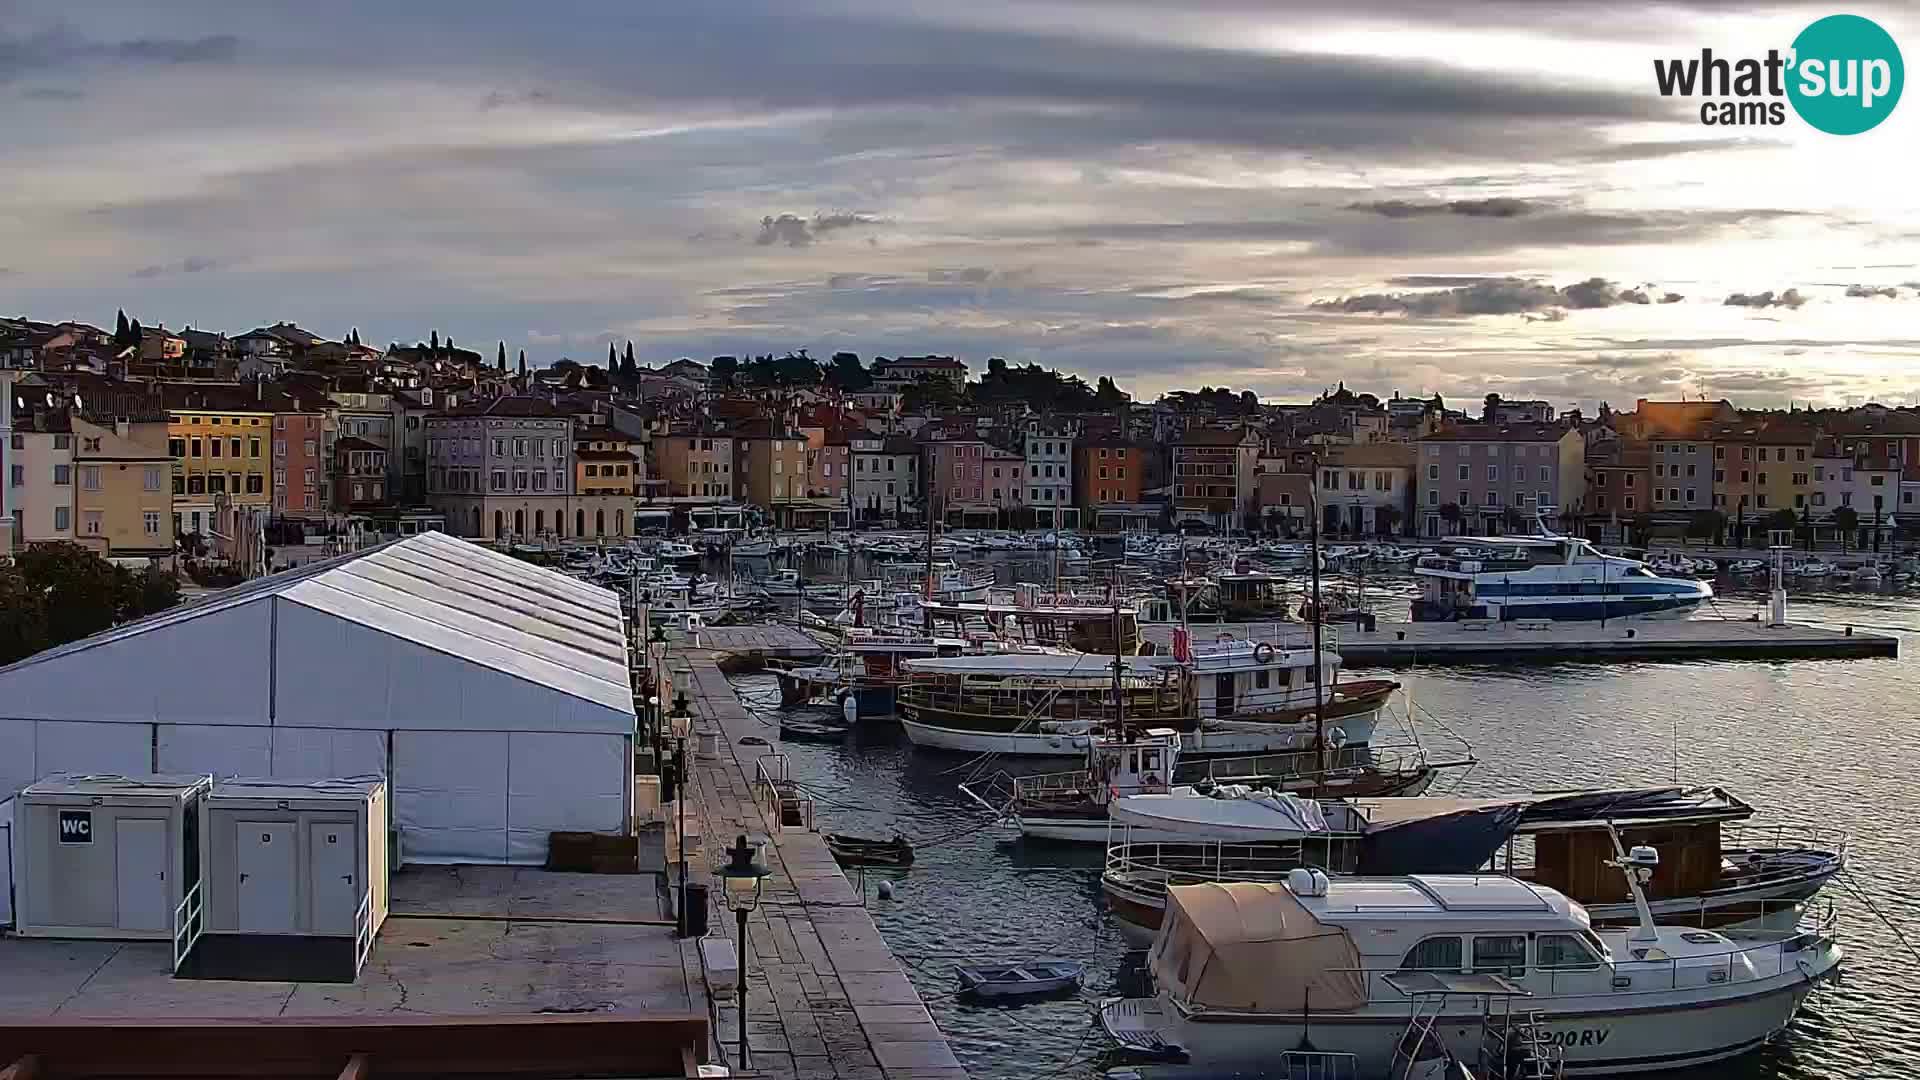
xmin=58 ymin=809 xmax=93 ymax=844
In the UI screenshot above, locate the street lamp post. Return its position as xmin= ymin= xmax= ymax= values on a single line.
xmin=669 ymin=691 xmax=693 ymax=936
xmin=718 ymin=834 xmax=771 ymax=1070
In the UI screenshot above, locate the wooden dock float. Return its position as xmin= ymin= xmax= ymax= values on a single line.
xmin=696 ymin=624 xmax=828 ymax=661
xmin=1144 ymin=618 xmax=1898 ymax=667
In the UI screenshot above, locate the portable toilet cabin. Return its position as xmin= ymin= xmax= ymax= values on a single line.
xmin=9 ymin=773 xmax=212 ymax=941
xmin=180 ymin=777 xmax=389 ymax=983
xmin=0 ymin=797 xmax=13 ymax=929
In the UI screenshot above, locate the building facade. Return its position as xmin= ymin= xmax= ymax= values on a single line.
xmin=1646 ymin=436 xmax=1712 ymax=512
xmin=271 ymin=409 xmax=326 ymax=520
xmin=1707 ymin=423 xmax=1816 ymax=528
xmin=9 ymin=410 xmax=76 ymax=545
xmin=1172 ymin=427 xmax=1261 ymax=531
xmin=984 ymin=447 xmax=1025 ymax=515
xmin=163 ymin=387 xmax=273 ymax=539
xmin=72 ymin=416 xmax=172 ymax=557
xmin=1416 ymin=425 xmax=1586 ymax=537
xmin=332 ymin=437 xmax=390 ymax=511
xmin=733 ymin=433 xmax=810 ymax=522
xmin=1023 ymin=423 xmax=1074 ymax=509
xmin=654 ymin=432 xmax=735 ymax=500
xmin=925 ymin=435 xmax=987 ymax=518
xmin=1316 ymin=443 xmax=1415 ymax=535
xmin=851 ymin=435 xmax=917 ymax=521
xmin=425 ymin=397 xmax=583 ymax=540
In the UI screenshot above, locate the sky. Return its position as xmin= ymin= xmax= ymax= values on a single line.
xmin=4 ymin=0 xmax=1919 ymax=410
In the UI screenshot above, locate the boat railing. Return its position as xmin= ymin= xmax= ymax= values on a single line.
xmin=898 ymin=683 xmax=1175 ymax=725
xmin=1179 ymin=744 xmax=1423 ymax=787
xmin=1103 ymin=837 xmax=1364 ymax=891
xmin=1720 ymin=823 xmax=1851 ymax=860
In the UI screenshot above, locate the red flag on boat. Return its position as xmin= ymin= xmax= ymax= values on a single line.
xmin=1172 ymin=626 xmax=1192 ymax=663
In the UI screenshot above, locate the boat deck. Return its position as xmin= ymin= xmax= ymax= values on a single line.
xmin=1144 ymin=618 xmax=1897 ymax=666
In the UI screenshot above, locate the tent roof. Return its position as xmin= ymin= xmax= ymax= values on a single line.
xmin=1151 ymin=882 xmax=1367 ymax=1013
xmin=0 ymin=532 xmax=634 ymax=720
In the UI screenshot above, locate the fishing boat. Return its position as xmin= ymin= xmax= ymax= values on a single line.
xmin=1412 ymin=531 xmax=1712 ymax=622
xmin=779 ymin=716 xmax=854 ymax=742
xmin=956 ymin=961 xmax=1085 ymax=999
xmin=898 ymin=636 xmax=1396 ymax=758
xmin=960 ymin=726 xmax=1457 ymax=844
xmin=731 ymin=531 xmax=777 ymax=558
xmin=654 ymin=540 xmax=700 ymax=562
xmin=1099 ymin=851 xmax=1843 ymax=1075
xmin=1098 ymin=785 xmax=1844 ymax=941
xmin=826 ymin=832 xmax=915 ymax=867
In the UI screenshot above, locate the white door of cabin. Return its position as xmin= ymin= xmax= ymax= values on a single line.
xmin=307 ymin=821 xmax=358 ymax=935
xmin=114 ymin=818 xmax=168 ymax=933
xmin=236 ymin=821 xmax=298 ymax=933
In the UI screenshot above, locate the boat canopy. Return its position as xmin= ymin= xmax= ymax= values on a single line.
xmin=1516 ymin=786 xmax=1753 ymax=831
xmin=1150 ymin=882 xmax=1367 ymax=1013
xmin=1112 ymin=790 xmax=1348 ymax=840
xmin=903 ymin=652 xmax=1166 ymax=678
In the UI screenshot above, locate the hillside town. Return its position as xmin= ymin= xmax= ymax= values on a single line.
xmin=3 ymin=311 xmax=1919 ymax=571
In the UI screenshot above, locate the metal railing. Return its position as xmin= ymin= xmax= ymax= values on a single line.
xmin=171 ymin=881 xmax=204 ymax=974
xmin=354 ymin=888 xmax=376 ymax=973
xmin=755 ymin=754 xmax=814 ymax=832
xmin=1103 ymin=836 xmax=1366 ymax=898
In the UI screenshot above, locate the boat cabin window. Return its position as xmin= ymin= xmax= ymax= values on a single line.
xmin=1536 ymin=933 xmax=1603 ymax=971
xmin=1398 ymin=936 xmax=1463 ymax=972
xmin=1278 ymin=668 xmax=1291 ymax=687
xmin=1255 ymin=669 xmax=1270 ymax=690
xmin=1471 ymin=935 xmax=1527 ymax=978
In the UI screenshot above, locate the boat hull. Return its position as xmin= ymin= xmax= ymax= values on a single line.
xmin=900 ymin=717 xmax=1368 ymax=759
xmin=1017 ymin=769 xmax=1437 ymax=845
xmin=1101 ymin=966 xmax=1833 ymax=1076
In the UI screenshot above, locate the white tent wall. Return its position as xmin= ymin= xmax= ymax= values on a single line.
xmin=0 ymin=534 xmax=635 ymax=866
xmin=1 ymin=797 xmax=13 ymax=927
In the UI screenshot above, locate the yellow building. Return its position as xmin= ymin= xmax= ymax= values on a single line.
xmin=72 ymin=416 xmax=174 ymax=557
xmin=575 ymin=425 xmax=641 ymax=496
xmin=161 ymin=385 xmax=273 ymax=537
xmin=1708 ymin=421 xmax=1818 ymax=527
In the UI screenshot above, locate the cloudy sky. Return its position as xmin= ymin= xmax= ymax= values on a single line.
xmin=5 ymin=0 xmax=1919 ymax=409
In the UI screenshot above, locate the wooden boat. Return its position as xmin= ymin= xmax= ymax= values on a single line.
xmin=956 ymin=960 xmax=1085 ymax=999
xmin=826 ymin=833 xmax=915 ymax=867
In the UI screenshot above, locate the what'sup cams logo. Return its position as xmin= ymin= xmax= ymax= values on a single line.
xmin=1654 ymin=13 xmax=1903 ymax=133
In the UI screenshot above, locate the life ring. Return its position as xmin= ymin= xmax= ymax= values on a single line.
xmin=1252 ymin=642 xmax=1276 ymax=664
xmin=1329 ymin=726 xmax=1348 ymax=749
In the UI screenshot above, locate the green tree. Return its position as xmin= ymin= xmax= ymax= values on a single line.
xmin=1630 ymin=512 xmax=1655 ymax=546
xmin=1094 ymin=376 xmax=1129 ymax=408
xmin=430 ymin=330 xmax=440 ymax=351
xmin=1376 ymin=504 xmax=1403 ymax=537
xmin=1686 ymin=510 xmax=1725 ymax=546
xmin=497 ymin=341 xmax=507 ymax=372
xmin=1439 ymin=502 xmax=1463 ymax=535
xmin=1503 ymin=506 xmax=1526 ymax=533
xmin=902 ymin=377 xmax=965 ymax=412
xmin=824 ymin=352 xmax=872 ymax=392
xmin=711 ymin=355 xmax=739 ymax=389
xmin=15 ymin=542 xmax=128 ymax=645
xmin=1764 ymin=508 xmax=1799 ymax=545
xmin=0 ymin=562 xmax=49 ymax=664
xmin=621 ymin=342 xmax=638 ymax=388
xmin=114 ymin=309 xmax=132 ymax=345
xmin=1831 ymin=505 xmax=1859 ymax=551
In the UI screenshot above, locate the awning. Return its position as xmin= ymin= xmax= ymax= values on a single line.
xmin=1150 ymin=882 xmax=1367 ymax=1013
xmin=1112 ymin=790 xmax=1334 ymax=841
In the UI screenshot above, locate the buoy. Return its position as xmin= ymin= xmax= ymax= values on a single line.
xmin=877 ymin=880 xmax=896 ymax=900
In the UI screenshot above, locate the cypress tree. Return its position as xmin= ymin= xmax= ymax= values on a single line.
xmin=114 ymin=309 xmax=130 ymax=344
xmin=430 ymin=330 xmax=439 ymax=351
xmin=498 ymin=341 xmax=507 ymax=371
xmin=518 ymin=350 xmax=527 ymax=378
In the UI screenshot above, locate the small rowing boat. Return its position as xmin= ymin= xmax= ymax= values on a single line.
xmin=826 ymin=832 xmax=915 ymax=867
xmin=956 ymin=961 xmax=1085 ymax=999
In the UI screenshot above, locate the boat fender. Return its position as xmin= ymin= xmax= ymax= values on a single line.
xmin=1252 ymin=642 xmax=1276 ymax=664
xmin=1328 ymin=726 xmax=1347 ymax=749
xmin=878 ymin=880 xmax=896 ymax=901
xmin=843 ymin=695 xmax=859 ymax=725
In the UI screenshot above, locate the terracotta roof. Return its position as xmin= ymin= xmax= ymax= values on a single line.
xmin=334 ymin=436 xmax=384 ymax=452
xmin=1177 ymin=426 xmax=1255 ymax=446
xmin=575 ymin=449 xmax=634 ymax=462
xmin=437 ymin=395 xmax=567 ymax=418
xmin=1421 ymin=424 xmax=1569 ymax=442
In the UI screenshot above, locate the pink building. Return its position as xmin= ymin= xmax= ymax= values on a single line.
xmin=926 ymin=437 xmax=986 ymax=514
xmin=272 ymin=408 xmax=325 ymax=519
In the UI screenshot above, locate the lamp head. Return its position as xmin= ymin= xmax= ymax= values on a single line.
xmin=718 ymin=833 xmax=771 ymax=911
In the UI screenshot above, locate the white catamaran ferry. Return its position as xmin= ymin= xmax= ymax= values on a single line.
xmin=1412 ymin=532 xmax=1711 ymax=622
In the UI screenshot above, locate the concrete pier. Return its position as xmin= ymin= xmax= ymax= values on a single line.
xmin=672 ymin=650 xmax=965 ymax=1079
xmin=1145 ymin=617 xmax=1898 ymax=665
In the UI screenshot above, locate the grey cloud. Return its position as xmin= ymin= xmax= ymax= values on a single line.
xmin=1845 ymin=285 xmax=1900 ymax=298
xmin=130 ymin=255 xmax=222 ymax=279
xmin=479 ymin=89 xmax=553 ymax=110
xmin=1660 ymin=292 xmax=1684 ymax=303
xmin=1618 ymin=288 xmax=1651 ymax=304
xmin=1386 ymin=275 xmax=1504 ymax=287
xmin=20 ymin=86 xmax=82 ymax=101
xmin=1347 ymin=197 xmax=1542 ymax=219
xmin=929 ymin=267 xmax=994 ymax=284
xmin=0 ymin=28 xmax=239 ymax=81
xmin=754 ymin=211 xmax=883 ymax=247
xmin=1313 ymin=277 xmax=1653 ymax=318
xmin=1724 ymin=289 xmax=1806 ymax=309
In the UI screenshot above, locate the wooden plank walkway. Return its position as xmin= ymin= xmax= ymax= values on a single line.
xmin=672 ymin=651 xmax=964 ymax=1080
xmin=699 ymin=624 xmax=830 ymax=659
xmin=1142 ymin=617 xmax=1898 ymax=666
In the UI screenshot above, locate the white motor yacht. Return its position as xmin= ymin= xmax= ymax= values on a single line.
xmin=1100 ymin=843 xmax=1842 ymax=1076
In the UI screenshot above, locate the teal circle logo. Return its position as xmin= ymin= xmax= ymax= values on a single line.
xmin=1787 ymin=14 xmax=1903 ymax=134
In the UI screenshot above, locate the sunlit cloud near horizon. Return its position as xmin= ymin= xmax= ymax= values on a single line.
xmin=4 ymin=0 xmax=1918 ymax=409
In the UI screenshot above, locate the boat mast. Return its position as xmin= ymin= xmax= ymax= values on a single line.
xmin=923 ymin=449 xmax=935 ymax=635
xmin=1309 ymin=458 xmax=1326 ymax=775
xmin=1111 ymin=568 xmax=1126 ymax=742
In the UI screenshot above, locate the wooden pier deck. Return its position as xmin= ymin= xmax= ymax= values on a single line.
xmin=699 ymin=624 xmax=830 ymax=659
xmin=1144 ymin=618 xmax=1898 ymax=666
xmin=672 ymin=649 xmax=965 ymax=1080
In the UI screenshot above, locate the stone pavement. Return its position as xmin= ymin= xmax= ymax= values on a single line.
xmin=673 ymin=650 xmax=966 ymax=1080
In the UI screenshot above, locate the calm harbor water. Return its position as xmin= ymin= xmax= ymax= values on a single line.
xmin=727 ymin=553 xmax=1919 ymax=1080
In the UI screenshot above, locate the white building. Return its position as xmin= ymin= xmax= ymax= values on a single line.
xmin=0 ymin=532 xmax=636 ymax=865
xmin=1813 ymin=447 xmax=1900 ymax=535
xmin=1024 ymin=422 xmax=1073 ymax=516
xmin=851 ymin=435 xmax=917 ymax=521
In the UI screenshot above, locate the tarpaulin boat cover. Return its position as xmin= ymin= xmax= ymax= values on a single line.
xmin=1357 ymin=803 xmax=1526 ymax=875
xmin=1149 ymin=882 xmax=1366 ymax=1013
xmin=1517 ymin=787 xmax=1751 ymax=829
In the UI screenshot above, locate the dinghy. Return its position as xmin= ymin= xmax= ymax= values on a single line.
xmin=956 ymin=961 xmax=1085 ymax=999
xmin=826 ymin=832 xmax=915 ymax=867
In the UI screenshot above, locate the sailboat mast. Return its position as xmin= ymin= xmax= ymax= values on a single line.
xmin=923 ymin=449 xmax=935 ymax=635
xmin=1309 ymin=461 xmax=1327 ymax=775
xmin=1111 ymin=571 xmax=1125 ymax=742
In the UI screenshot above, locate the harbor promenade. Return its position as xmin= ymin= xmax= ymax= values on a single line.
xmin=672 ymin=649 xmax=966 ymax=1080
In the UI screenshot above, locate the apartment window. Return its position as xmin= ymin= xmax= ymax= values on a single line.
xmin=246 ymin=474 xmax=263 ymax=494
xmin=1685 ymin=464 xmax=1696 ymax=478
xmin=491 ymin=470 xmax=507 ymax=491
xmin=552 ymin=437 xmax=566 ymax=458
xmin=1872 ymin=474 xmax=1887 ymax=486
xmin=53 ymin=506 xmax=70 ymax=531
xmin=1686 ymin=488 xmax=1696 ymax=502
xmin=533 ymin=471 xmax=548 ymax=491
xmin=1792 ymin=473 xmax=1808 ymax=486
xmin=1099 ymin=467 xmax=1109 ymax=480
xmin=304 ymin=468 xmax=316 ymax=486
xmin=229 ymin=471 xmax=241 ymax=494
xmin=1624 ymin=495 xmax=1635 ymax=510
xmin=79 ymin=465 xmax=101 ymax=490
xmin=1487 ymin=465 xmax=1497 ymax=481
xmin=553 ymin=469 xmax=566 ymax=489
xmin=1814 ymin=492 xmax=1827 ymax=507
xmin=1841 ymin=467 xmax=1854 ymax=481
xmin=514 ymin=437 xmax=528 ymax=457
xmin=1428 ymin=489 xmax=1438 ymax=505
xmin=1741 ymin=447 xmax=1751 ymax=461
xmin=1538 ymin=490 xmax=1551 ymax=508
xmin=1715 ymin=446 xmax=1725 ymax=460
xmin=210 ymin=438 xmax=222 ymax=458
xmin=1458 ymin=490 xmax=1468 ymax=506
xmin=1715 ymin=469 xmax=1725 ymax=482
xmin=274 ymin=469 xmax=287 ymax=490
xmin=304 ymin=439 xmax=317 ymax=456
xmin=1775 ymin=448 xmax=1786 ymax=462
xmin=1840 ymin=491 xmax=1853 ymax=508
xmin=1740 ymin=470 xmax=1750 ymax=483
xmin=1758 ymin=472 xmax=1768 ymax=485
xmin=79 ymin=510 xmax=101 ymax=536
xmin=187 ymin=476 xmax=204 ymax=494
xmin=249 ymin=437 xmax=261 ymax=457
xmin=1488 ymin=490 xmax=1500 ymax=505
xmin=208 ymin=474 xmax=226 ymax=493
xmin=1624 ymin=474 xmax=1635 ymax=488
xmin=144 ymin=511 xmax=161 ymax=537
xmin=514 ymin=470 xmax=528 ymax=491
xmin=1117 ymin=466 xmax=1127 ymax=479
xmin=1654 ymin=463 xmax=1664 ymax=477
xmin=190 ymin=437 xmax=203 ymax=457
xmin=50 ymin=434 xmax=71 ymax=450
xmin=52 ymin=464 xmax=71 ymax=486
xmin=1794 ymin=493 xmax=1806 ymax=508
xmin=492 ymin=438 xmax=506 ymax=456
xmin=1457 ymin=464 xmax=1469 ymax=481
xmin=1795 ymin=448 xmax=1807 ymax=461
xmin=229 ymin=437 xmax=241 ymax=457
xmin=1758 ymin=494 xmax=1771 ymax=508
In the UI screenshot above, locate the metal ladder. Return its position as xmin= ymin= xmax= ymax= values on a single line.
xmin=1388 ymin=995 xmax=1447 ymax=1080
xmin=1481 ymin=1010 xmax=1563 ymax=1080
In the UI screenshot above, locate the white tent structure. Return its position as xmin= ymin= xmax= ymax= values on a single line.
xmin=0 ymin=532 xmax=636 ymax=865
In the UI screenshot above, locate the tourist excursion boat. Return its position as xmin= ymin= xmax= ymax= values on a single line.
xmin=1411 ymin=530 xmax=1712 ymax=622
xmin=897 ymin=636 xmax=1397 ymax=758
xmin=1097 ymin=785 xmax=1844 ymax=942
xmin=1100 ymin=847 xmax=1843 ymax=1075
xmin=959 ymin=726 xmax=1459 ymax=843
xmin=770 ymin=633 xmax=946 ymax=718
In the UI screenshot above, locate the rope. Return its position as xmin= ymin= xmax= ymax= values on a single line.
xmin=1836 ymin=870 xmax=1920 ymax=968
